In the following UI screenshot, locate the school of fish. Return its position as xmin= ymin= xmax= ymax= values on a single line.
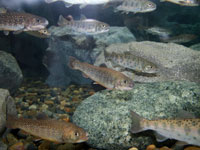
xmin=1 ymin=0 xmax=200 ymax=148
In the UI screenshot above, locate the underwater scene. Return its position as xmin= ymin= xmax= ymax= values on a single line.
xmin=0 ymin=0 xmax=200 ymax=150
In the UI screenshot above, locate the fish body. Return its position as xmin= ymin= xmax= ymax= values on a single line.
xmin=68 ymin=56 xmax=134 ymax=90
xmin=6 ymin=115 xmax=88 ymax=143
xmin=160 ymin=0 xmax=199 ymax=6
xmin=104 ymin=51 xmax=158 ymax=74
xmin=45 ymin=0 xmax=112 ymax=8
xmin=0 ymin=12 xmax=48 ymax=35
xmin=58 ymin=15 xmax=109 ymax=35
xmin=25 ymin=28 xmax=51 ymax=38
xmin=161 ymin=34 xmax=197 ymax=43
xmin=131 ymin=111 xmax=200 ymax=146
xmin=115 ymin=0 xmax=156 ymax=14
xmin=145 ymin=27 xmax=171 ymax=39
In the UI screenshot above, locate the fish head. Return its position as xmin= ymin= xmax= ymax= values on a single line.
xmin=26 ymin=15 xmax=49 ymax=31
xmin=38 ymin=28 xmax=51 ymax=36
xmin=142 ymin=1 xmax=156 ymax=13
xmin=143 ymin=64 xmax=158 ymax=73
xmin=62 ymin=124 xmax=89 ymax=143
xmin=115 ymin=77 xmax=134 ymax=90
xmin=96 ymin=22 xmax=110 ymax=33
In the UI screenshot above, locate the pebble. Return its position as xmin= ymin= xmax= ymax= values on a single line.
xmin=29 ymin=105 xmax=37 ymax=110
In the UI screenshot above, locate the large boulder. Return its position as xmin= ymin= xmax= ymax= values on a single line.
xmin=45 ymin=26 xmax=136 ymax=87
xmin=72 ymin=81 xmax=200 ymax=150
xmin=95 ymin=41 xmax=200 ymax=83
xmin=0 ymin=89 xmax=17 ymax=135
xmin=0 ymin=51 xmax=23 ymax=93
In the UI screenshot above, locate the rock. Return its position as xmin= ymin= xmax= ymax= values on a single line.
xmin=95 ymin=41 xmax=200 ymax=83
xmin=45 ymin=27 xmax=136 ymax=87
xmin=0 ymin=51 xmax=23 ymax=93
xmin=72 ymin=81 xmax=200 ymax=150
xmin=0 ymin=140 xmax=7 ymax=150
xmin=0 ymin=89 xmax=17 ymax=135
xmin=190 ymin=43 xmax=200 ymax=51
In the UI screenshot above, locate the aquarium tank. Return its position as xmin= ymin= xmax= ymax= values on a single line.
xmin=0 ymin=0 xmax=200 ymax=150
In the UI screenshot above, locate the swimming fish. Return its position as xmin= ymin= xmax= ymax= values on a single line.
xmin=160 ymin=0 xmax=199 ymax=6
xmin=145 ymin=27 xmax=171 ymax=39
xmin=0 ymin=12 xmax=49 ymax=35
xmin=25 ymin=28 xmax=51 ymax=38
xmin=6 ymin=115 xmax=88 ymax=143
xmin=130 ymin=111 xmax=200 ymax=146
xmin=115 ymin=0 xmax=156 ymax=14
xmin=57 ymin=15 xmax=109 ymax=35
xmin=104 ymin=51 xmax=158 ymax=74
xmin=44 ymin=0 xmax=116 ymax=8
xmin=68 ymin=56 xmax=134 ymax=90
xmin=161 ymin=34 xmax=197 ymax=43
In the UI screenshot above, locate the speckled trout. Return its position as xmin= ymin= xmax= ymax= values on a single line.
xmin=160 ymin=0 xmax=199 ymax=6
xmin=130 ymin=111 xmax=200 ymax=146
xmin=68 ymin=56 xmax=134 ymax=90
xmin=6 ymin=115 xmax=88 ymax=143
xmin=0 ymin=11 xmax=48 ymax=35
xmin=115 ymin=0 xmax=156 ymax=14
xmin=104 ymin=51 xmax=158 ymax=74
xmin=58 ymin=15 xmax=109 ymax=35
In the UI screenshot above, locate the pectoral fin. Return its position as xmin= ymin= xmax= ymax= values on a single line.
xmin=154 ymin=132 xmax=168 ymax=142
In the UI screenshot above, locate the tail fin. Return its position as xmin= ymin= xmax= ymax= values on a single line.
xmin=68 ymin=56 xmax=79 ymax=69
xmin=6 ymin=114 xmax=18 ymax=129
xmin=130 ymin=111 xmax=145 ymax=133
xmin=57 ymin=15 xmax=69 ymax=26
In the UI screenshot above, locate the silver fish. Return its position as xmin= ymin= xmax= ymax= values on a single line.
xmin=145 ymin=27 xmax=171 ymax=39
xmin=57 ymin=15 xmax=109 ymax=35
xmin=160 ymin=0 xmax=199 ymax=6
xmin=115 ymin=0 xmax=156 ymax=14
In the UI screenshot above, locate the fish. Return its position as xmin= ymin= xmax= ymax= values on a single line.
xmin=57 ymin=15 xmax=110 ymax=35
xmin=130 ymin=111 xmax=200 ymax=146
xmin=145 ymin=27 xmax=171 ymax=39
xmin=161 ymin=34 xmax=197 ymax=43
xmin=115 ymin=0 xmax=156 ymax=14
xmin=68 ymin=56 xmax=134 ymax=90
xmin=160 ymin=0 xmax=199 ymax=6
xmin=104 ymin=51 xmax=158 ymax=74
xmin=25 ymin=28 xmax=51 ymax=38
xmin=6 ymin=114 xmax=88 ymax=143
xmin=44 ymin=0 xmax=117 ymax=8
xmin=0 ymin=11 xmax=49 ymax=35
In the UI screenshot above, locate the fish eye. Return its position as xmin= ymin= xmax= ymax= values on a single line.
xmin=74 ymin=132 xmax=79 ymax=137
xmin=123 ymin=80 xmax=127 ymax=84
xmin=36 ymin=19 xmax=41 ymax=23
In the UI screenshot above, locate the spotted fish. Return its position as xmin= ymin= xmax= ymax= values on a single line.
xmin=0 ymin=11 xmax=48 ymax=35
xmin=104 ymin=51 xmax=158 ymax=74
xmin=68 ymin=56 xmax=134 ymax=90
xmin=6 ymin=115 xmax=88 ymax=143
xmin=130 ymin=111 xmax=200 ymax=146
xmin=57 ymin=15 xmax=109 ymax=35
xmin=115 ymin=0 xmax=156 ymax=14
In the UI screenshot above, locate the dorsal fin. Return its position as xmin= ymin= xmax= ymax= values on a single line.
xmin=176 ymin=110 xmax=195 ymax=119
xmin=57 ymin=15 xmax=69 ymax=26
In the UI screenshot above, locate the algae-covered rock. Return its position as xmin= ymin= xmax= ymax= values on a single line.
xmin=72 ymin=81 xmax=200 ymax=150
xmin=0 ymin=51 xmax=23 ymax=93
xmin=95 ymin=41 xmax=200 ymax=83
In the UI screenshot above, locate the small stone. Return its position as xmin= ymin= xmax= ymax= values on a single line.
xmin=6 ymin=133 xmax=18 ymax=145
xmin=29 ymin=105 xmax=37 ymax=110
xmin=26 ymin=143 xmax=37 ymax=150
xmin=0 ymin=141 xmax=7 ymax=150
xmin=44 ymin=100 xmax=54 ymax=105
xmin=9 ymin=142 xmax=24 ymax=150
xmin=73 ymin=90 xmax=79 ymax=94
xmin=41 ymin=104 xmax=48 ymax=110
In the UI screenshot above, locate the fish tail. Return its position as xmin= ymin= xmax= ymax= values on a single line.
xmin=130 ymin=110 xmax=145 ymax=133
xmin=68 ymin=56 xmax=79 ymax=69
xmin=57 ymin=15 xmax=69 ymax=26
xmin=6 ymin=114 xmax=18 ymax=129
